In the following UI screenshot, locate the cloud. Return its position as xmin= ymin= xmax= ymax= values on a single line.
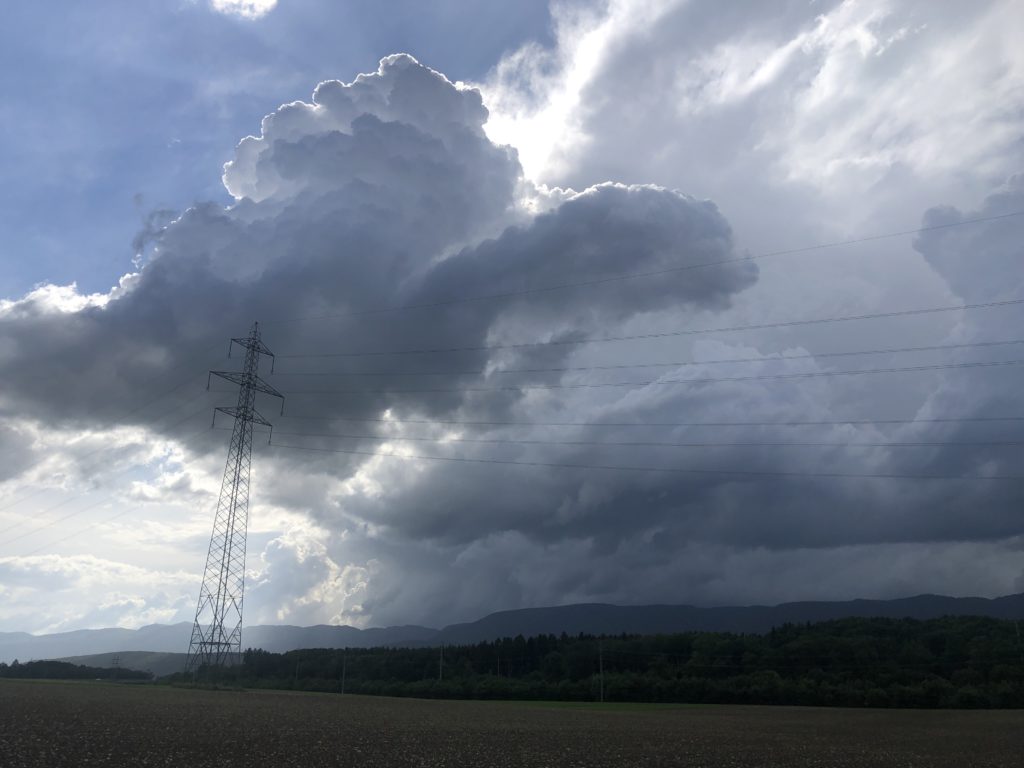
xmin=209 ymin=0 xmax=278 ymax=20
xmin=1 ymin=23 xmax=1022 ymax=634
xmin=0 ymin=555 xmax=196 ymax=633
xmin=480 ymin=0 xmax=674 ymax=182
xmin=0 ymin=54 xmax=754 ymax=436
xmin=0 ymin=53 xmax=759 ymax=629
xmin=483 ymin=0 xmax=1024 ymax=191
xmin=914 ymin=175 xmax=1024 ymax=304
xmin=0 ymin=422 xmax=38 ymax=484
xmin=903 ymin=178 xmax=1024 ymax=498
xmin=247 ymin=527 xmax=373 ymax=626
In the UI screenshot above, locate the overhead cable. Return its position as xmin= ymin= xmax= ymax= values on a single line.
xmin=271 ymin=338 xmax=1024 ymax=378
xmin=277 ymin=297 xmax=1024 ymax=359
xmin=265 ymin=210 xmax=1024 ymax=326
xmin=267 ymin=441 xmax=1024 ymax=482
xmin=266 ymin=358 xmax=1024 ymax=396
xmin=265 ymin=428 xmax=1024 ymax=450
xmin=275 ymin=414 xmax=1024 ymax=429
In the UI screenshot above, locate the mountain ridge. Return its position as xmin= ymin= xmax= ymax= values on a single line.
xmin=3 ymin=592 xmax=1022 ymax=665
xmin=432 ymin=593 xmax=1024 ymax=644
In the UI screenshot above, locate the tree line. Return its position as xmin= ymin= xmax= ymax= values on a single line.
xmin=0 ymin=659 xmax=149 ymax=681
xmin=170 ymin=615 xmax=1024 ymax=708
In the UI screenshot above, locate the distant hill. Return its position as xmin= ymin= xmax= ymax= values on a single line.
xmin=4 ymin=593 xmax=1022 ymax=667
xmin=0 ymin=623 xmax=435 ymax=664
xmin=0 ymin=623 xmax=193 ymax=663
xmin=56 ymin=651 xmax=188 ymax=678
xmin=432 ymin=593 xmax=1024 ymax=644
xmin=246 ymin=623 xmax=437 ymax=652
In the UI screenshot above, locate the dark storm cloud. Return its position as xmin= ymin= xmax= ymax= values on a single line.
xmin=319 ymin=354 xmax=1024 ymax=557
xmin=915 ymin=176 xmax=1024 ymax=303
xmin=894 ymin=178 xmax=1024 ymax=508
xmin=0 ymin=55 xmax=755 ymax=439
xmin=2 ymin=50 xmax=1021 ymax=629
xmin=296 ymin=166 xmax=1024 ymax=624
xmin=0 ymin=423 xmax=37 ymax=483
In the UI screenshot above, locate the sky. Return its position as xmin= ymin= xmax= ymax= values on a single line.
xmin=0 ymin=0 xmax=1023 ymax=635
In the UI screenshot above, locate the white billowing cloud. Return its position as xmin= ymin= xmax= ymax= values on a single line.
xmin=209 ymin=0 xmax=277 ymax=20
xmin=755 ymin=0 xmax=1023 ymax=189
xmin=247 ymin=527 xmax=373 ymax=627
xmin=0 ymin=413 xmax=218 ymax=516
xmin=0 ymin=278 xmax=131 ymax=318
xmin=224 ymin=54 xmax=495 ymax=202
xmin=481 ymin=0 xmax=676 ymax=182
xmin=481 ymin=0 xmax=1024 ymax=230
xmin=0 ymin=554 xmax=197 ymax=633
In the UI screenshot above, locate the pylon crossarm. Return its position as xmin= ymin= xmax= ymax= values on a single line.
xmin=215 ymin=405 xmax=244 ymax=421
xmin=251 ymin=376 xmax=284 ymax=400
xmin=211 ymin=371 xmax=284 ymax=400
xmin=250 ymin=410 xmax=273 ymax=428
xmin=214 ymin=405 xmax=273 ymax=427
xmin=231 ymin=336 xmax=274 ymax=357
xmin=210 ymin=370 xmax=248 ymax=387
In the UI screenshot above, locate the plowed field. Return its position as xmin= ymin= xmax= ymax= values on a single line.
xmin=2 ymin=680 xmax=1021 ymax=767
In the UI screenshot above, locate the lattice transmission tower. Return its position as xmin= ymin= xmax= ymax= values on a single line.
xmin=185 ymin=321 xmax=283 ymax=673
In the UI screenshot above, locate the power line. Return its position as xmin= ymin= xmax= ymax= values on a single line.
xmin=0 ymin=343 xmax=225 ymax=519
xmin=0 ymin=389 xmax=217 ymax=537
xmin=267 ymin=441 xmax=1024 ymax=482
xmin=0 ymin=487 xmax=51 ymax=517
xmin=271 ymin=338 xmax=1024 ymax=378
xmin=276 ymin=297 xmax=1024 ymax=359
xmin=266 ymin=358 xmax=1024 ymax=396
xmin=0 ymin=406 xmax=215 ymax=548
xmin=264 ymin=210 xmax=1024 ymax=326
xmin=276 ymin=414 xmax=1024 ymax=429
xmin=0 ymin=492 xmax=83 ymax=538
xmin=19 ymin=508 xmax=136 ymax=558
xmin=265 ymin=428 xmax=1024 ymax=450
xmin=0 ymin=373 xmax=209 ymax=519
xmin=4 ymin=496 xmax=115 ymax=549
xmin=7 ymin=417 xmax=231 ymax=558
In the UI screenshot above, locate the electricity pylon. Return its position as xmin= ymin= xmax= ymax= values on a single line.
xmin=185 ymin=322 xmax=283 ymax=673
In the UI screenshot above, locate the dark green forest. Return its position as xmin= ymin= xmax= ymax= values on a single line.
xmin=0 ymin=659 xmax=149 ymax=681
xmin=174 ymin=616 xmax=1024 ymax=708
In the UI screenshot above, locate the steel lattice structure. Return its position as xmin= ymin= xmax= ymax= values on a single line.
xmin=185 ymin=322 xmax=283 ymax=673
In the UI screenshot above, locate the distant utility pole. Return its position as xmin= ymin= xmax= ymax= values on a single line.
xmin=439 ymin=645 xmax=444 ymax=682
xmin=185 ymin=322 xmax=283 ymax=674
xmin=340 ymin=655 xmax=347 ymax=695
xmin=112 ymin=654 xmax=121 ymax=682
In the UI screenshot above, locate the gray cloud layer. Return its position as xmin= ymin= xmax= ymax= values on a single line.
xmin=1 ymin=42 xmax=1022 ymax=630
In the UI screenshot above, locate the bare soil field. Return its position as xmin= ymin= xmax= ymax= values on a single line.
xmin=1 ymin=679 xmax=1022 ymax=767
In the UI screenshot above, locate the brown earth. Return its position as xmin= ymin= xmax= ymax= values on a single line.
xmin=1 ymin=679 xmax=1022 ymax=767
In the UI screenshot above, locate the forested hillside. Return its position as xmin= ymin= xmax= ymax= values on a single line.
xmin=0 ymin=660 xmax=148 ymax=681
xmin=175 ymin=616 xmax=1024 ymax=708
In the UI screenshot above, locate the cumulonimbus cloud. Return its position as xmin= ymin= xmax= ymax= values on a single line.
xmin=0 ymin=54 xmax=757 ymax=435
xmin=0 ymin=54 xmax=763 ymax=625
xmin=2 ymin=49 xmax=1021 ymax=630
